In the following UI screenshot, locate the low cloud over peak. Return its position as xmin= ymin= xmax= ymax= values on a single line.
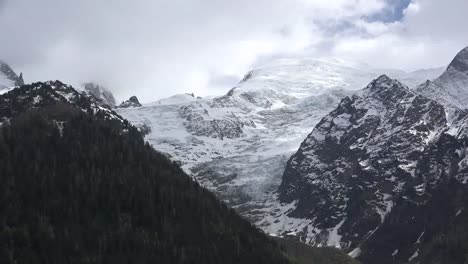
xmin=0 ymin=0 xmax=466 ymax=103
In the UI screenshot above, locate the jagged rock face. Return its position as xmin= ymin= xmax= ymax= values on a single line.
xmin=448 ymin=46 xmax=468 ymax=73
xmin=355 ymin=48 xmax=468 ymax=264
xmin=82 ymin=82 xmax=116 ymax=108
xmin=417 ymin=47 xmax=468 ymax=110
xmin=277 ymin=47 xmax=468 ymax=263
xmin=0 ymin=61 xmax=24 ymax=89
xmin=0 ymin=81 xmax=125 ymax=125
xmin=118 ymin=96 xmax=142 ymax=108
xmin=358 ymin=134 xmax=468 ymax=264
xmin=278 ymin=75 xmax=447 ymax=248
xmin=179 ymin=100 xmax=256 ymax=140
xmin=17 ymin=73 xmax=24 ymax=86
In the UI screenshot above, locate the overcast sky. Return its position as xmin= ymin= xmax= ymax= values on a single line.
xmin=0 ymin=0 xmax=467 ymax=103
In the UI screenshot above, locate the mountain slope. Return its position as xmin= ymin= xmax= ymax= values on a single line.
xmin=359 ymin=166 xmax=468 ymax=263
xmin=358 ymin=47 xmax=468 ymax=264
xmin=278 ymin=47 xmax=468 ymax=263
xmin=417 ymin=47 xmax=468 ymax=110
xmin=0 ymin=82 xmax=292 ymax=263
xmin=117 ymin=58 xmax=443 ymax=234
xmin=278 ymin=75 xmax=446 ymax=247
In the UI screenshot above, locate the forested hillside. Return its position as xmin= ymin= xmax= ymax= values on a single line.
xmin=0 ymin=84 xmax=291 ymax=263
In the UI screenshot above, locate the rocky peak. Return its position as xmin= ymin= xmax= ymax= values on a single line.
xmin=365 ymin=75 xmax=404 ymax=91
xmin=17 ymin=73 xmax=24 ymax=86
xmin=362 ymin=75 xmax=409 ymax=102
xmin=82 ymin=82 xmax=116 ymax=108
xmin=447 ymin=46 xmax=468 ymax=73
xmin=118 ymin=96 xmax=142 ymax=108
xmin=278 ymin=74 xmax=447 ymax=250
xmin=0 ymin=60 xmax=24 ymax=89
xmin=240 ymin=70 xmax=254 ymax=83
xmin=417 ymin=47 xmax=468 ymax=111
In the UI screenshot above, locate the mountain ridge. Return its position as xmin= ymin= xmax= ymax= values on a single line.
xmin=417 ymin=46 xmax=468 ymax=110
xmin=278 ymin=74 xmax=447 ymax=247
xmin=447 ymin=46 xmax=468 ymax=73
xmin=278 ymin=47 xmax=468 ymax=263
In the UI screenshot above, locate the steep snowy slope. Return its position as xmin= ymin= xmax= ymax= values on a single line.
xmin=117 ymin=58 xmax=443 ymax=229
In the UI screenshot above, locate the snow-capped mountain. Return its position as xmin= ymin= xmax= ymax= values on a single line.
xmin=116 ymin=58 xmax=443 ymax=228
xmin=278 ymin=47 xmax=468 ymax=263
xmin=0 ymin=60 xmax=24 ymax=91
xmin=278 ymin=75 xmax=446 ymax=247
xmin=82 ymin=82 xmax=117 ymax=108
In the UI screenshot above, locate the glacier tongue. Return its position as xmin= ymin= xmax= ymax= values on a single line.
xmin=116 ymin=57 xmax=443 ymax=237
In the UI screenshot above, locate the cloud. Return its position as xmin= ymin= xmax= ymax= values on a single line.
xmin=327 ymin=0 xmax=468 ymax=71
xmin=0 ymin=0 xmax=315 ymax=101
xmin=0 ymin=0 xmax=466 ymax=102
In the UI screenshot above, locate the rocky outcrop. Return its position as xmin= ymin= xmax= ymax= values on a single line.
xmin=118 ymin=96 xmax=142 ymax=108
xmin=17 ymin=73 xmax=24 ymax=86
xmin=82 ymin=82 xmax=116 ymax=108
xmin=0 ymin=60 xmax=24 ymax=89
xmin=179 ymin=101 xmax=255 ymax=140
